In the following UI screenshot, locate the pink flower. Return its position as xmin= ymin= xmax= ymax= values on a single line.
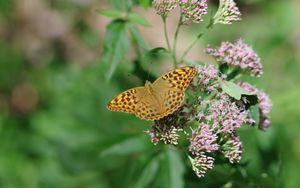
xmin=152 ymin=0 xmax=178 ymax=17
xmin=206 ymin=93 xmax=248 ymax=133
xmin=205 ymin=39 xmax=263 ymax=77
xmin=179 ymin=0 xmax=208 ymax=23
xmin=213 ymin=0 xmax=241 ymax=24
xmin=189 ymin=123 xmax=219 ymax=154
xmin=221 ymin=133 xmax=243 ymax=163
xmin=194 ymin=64 xmax=219 ymax=92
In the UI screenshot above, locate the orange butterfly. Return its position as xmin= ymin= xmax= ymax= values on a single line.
xmin=107 ymin=66 xmax=196 ymax=120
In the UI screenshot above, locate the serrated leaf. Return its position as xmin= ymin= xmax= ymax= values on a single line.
xmin=128 ymin=12 xmax=151 ymax=27
xmin=128 ymin=24 xmax=150 ymax=50
xmin=220 ymin=80 xmax=252 ymax=100
xmin=100 ymin=136 xmax=149 ymax=157
xmin=96 ymin=9 xmax=123 ymax=18
xmin=133 ymin=157 xmax=159 ymax=188
xmin=100 ymin=20 xmax=129 ymax=81
xmin=248 ymin=104 xmax=260 ymax=126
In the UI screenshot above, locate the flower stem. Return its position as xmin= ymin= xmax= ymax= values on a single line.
xmin=179 ymin=19 xmax=214 ymax=62
xmin=162 ymin=16 xmax=172 ymax=53
xmin=172 ymin=14 xmax=183 ymax=68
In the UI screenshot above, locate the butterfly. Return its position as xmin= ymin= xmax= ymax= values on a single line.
xmin=107 ymin=66 xmax=196 ymax=121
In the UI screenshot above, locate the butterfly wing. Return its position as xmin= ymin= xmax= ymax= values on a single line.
xmin=153 ymin=66 xmax=196 ymax=91
xmin=107 ymin=87 xmax=146 ymax=113
xmin=152 ymin=66 xmax=196 ymax=116
xmin=107 ymin=87 xmax=162 ymax=121
xmin=135 ymin=94 xmax=163 ymax=121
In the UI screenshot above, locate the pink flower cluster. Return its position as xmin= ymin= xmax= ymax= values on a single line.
xmin=204 ymin=93 xmax=249 ymax=134
xmin=189 ymin=123 xmax=219 ymax=154
xmin=205 ymin=39 xmax=263 ymax=77
xmin=189 ymin=152 xmax=214 ymax=177
xmin=193 ymin=64 xmax=220 ymax=92
xmin=179 ymin=0 xmax=208 ymax=23
xmin=152 ymin=0 xmax=178 ymax=17
xmin=153 ymin=0 xmax=208 ymax=23
xmin=187 ymin=94 xmax=245 ymax=175
xmin=213 ymin=0 xmax=242 ymax=24
xmin=146 ymin=108 xmax=188 ymax=145
xmin=221 ymin=133 xmax=243 ymax=163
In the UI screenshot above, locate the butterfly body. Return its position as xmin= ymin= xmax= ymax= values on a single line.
xmin=145 ymin=80 xmax=155 ymax=96
xmin=107 ymin=66 xmax=196 ymax=121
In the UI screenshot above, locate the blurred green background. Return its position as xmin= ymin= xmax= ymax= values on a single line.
xmin=0 ymin=0 xmax=299 ymax=187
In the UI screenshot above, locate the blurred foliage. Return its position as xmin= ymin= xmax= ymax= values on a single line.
xmin=0 ymin=0 xmax=299 ymax=187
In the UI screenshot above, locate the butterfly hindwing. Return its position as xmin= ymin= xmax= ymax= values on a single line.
xmin=135 ymin=95 xmax=162 ymax=120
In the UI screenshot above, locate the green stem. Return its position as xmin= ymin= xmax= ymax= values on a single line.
xmin=172 ymin=14 xmax=183 ymax=68
xmin=162 ymin=16 xmax=171 ymax=52
xmin=179 ymin=19 xmax=214 ymax=62
xmin=180 ymin=33 xmax=203 ymax=62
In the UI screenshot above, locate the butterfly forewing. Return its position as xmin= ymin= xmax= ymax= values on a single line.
xmin=152 ymin=66 xmax=196 ymax=117
xmin=153 ymin=66 xmax=196 ymax=91
xmin=107 ymin=87 xmax=146 ymax=113
xmin=161 ymin=90 xmax=185 ymax=116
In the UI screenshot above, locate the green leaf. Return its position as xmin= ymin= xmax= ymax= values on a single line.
xmin=242 ymin=94 xmax=259 ymax=109
xmin=139 ymin=0 xmax=152 ymax=9
xmin=127 ymin=12 xmax=151 ymax=27
xmin=142 ymin=47 xmax=169 ymax=67
xmin=100 ymin=20 xmax=129 ymax=81
xmin=220 ymin=80 xmax=252 ymax=100
xmin=128 ymin=24 xmax=150 ymax=50
xmin=144 ymin=47 xmax=168 ymax=60
xmin=96 ymin=9 xmax=123 ymax=18
xmin=227 ymin=68 xmax=242 ymax=80
xmin=248 ymin=104 xmax=260 ymax=126
xmin=158 ymin=148 xmax=185 ymax=188
xmin=100 ymin=136 xmax=150 ymax=157
xmin=133 ymin=157 xmax=159 ymax=188
xmin=219 ymin=63 xmax=229 ymax=74
xmin=167 ymin=149 xmax=185 ymax=188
